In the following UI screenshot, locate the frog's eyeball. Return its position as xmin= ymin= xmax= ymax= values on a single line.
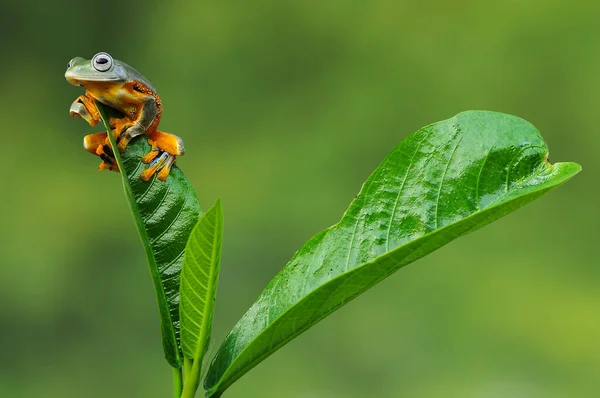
xmin=92 ymin=52 xmax=113 ymax=72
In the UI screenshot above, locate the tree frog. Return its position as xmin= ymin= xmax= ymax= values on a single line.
xmin=65 ymin=52 xmax=184 ymax=181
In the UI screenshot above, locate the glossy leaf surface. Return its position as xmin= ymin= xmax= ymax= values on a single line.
xmin=205 ymin=111 xmax=581 ymax=397
xmin=98 ymin=104 xmax=201 ymax=368
xmin=180 ymin=199 xmax=223 ymax=361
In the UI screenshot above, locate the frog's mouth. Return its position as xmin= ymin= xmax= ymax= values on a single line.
xmin=65 ymin=76 xmax=84 ymax=87
xmin=65 ymin=77 xmax=123 ymax=86
xmin=65 ymin=72 xmax=123 ymax=86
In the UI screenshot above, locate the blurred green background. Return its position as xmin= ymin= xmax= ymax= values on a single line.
xmin=0 ymin=1 xmax=597 ymax=397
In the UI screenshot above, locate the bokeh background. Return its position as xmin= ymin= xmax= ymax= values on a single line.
xmin=0 ymin=1 xmax=597 ymax=397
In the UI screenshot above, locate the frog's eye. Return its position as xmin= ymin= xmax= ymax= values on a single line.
xmin=92 ymin=52 xmax=113 ymax=72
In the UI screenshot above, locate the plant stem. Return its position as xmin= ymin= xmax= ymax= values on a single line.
xmin=173 ymin=367 xmax=183 ymax=398
xmin=184 ymin=357 xmax=193 ymax=379
xmin=181 ymin=359 xmax=202 ymax=398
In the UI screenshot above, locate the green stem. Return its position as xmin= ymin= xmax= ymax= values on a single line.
xmin=181 ymin=359 xmax=202 ymax=398
xmin=182 ymin=349 xmax=211 ymax=397
xmin=173 ymin=367 xmax=183 ymax=398
xmin=184 ymin=357 xmax=193 ymax=379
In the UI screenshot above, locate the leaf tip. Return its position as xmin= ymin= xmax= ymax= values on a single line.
xmin=209 ymin=198 xmax=224 ymax=221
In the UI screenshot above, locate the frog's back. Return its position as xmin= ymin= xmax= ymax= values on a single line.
xmin=117 ymin=60 xmax=156 ymax=93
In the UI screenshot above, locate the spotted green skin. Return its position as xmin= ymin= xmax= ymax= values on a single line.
xmin=204 ymin=111 xmax=581 ymax=397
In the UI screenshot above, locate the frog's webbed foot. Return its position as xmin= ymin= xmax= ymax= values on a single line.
xmin=140 ymin=131 xmax=185 ymax=182
xmin=140 ymin=151 xmax=176 ymax=182
xmin=70 ymin=95 xmax=101 ymax=126
xmin=83 ymin=132 xmax=119 ymax=172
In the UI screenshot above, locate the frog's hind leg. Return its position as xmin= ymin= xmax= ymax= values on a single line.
xmin=107 ymin=117 xmax=147 ymax=154
xmin=140 ymin=131 xmax=185 ymax=182
xmin=83 ymin=132 xmax=107 ymax=154
xmin=83 ymin=132 xmax=119 ymax=172
xmin=145 ymin=131 xmax=185 ymax=158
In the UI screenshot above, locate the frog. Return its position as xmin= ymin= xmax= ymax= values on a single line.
xmin=65 ymin=52 xmax=184 ymax=181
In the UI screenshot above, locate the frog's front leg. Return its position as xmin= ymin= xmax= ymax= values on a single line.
xmin=70 ymin=94 xmax=101 ymax=126
xmin=111 ymin=95 xmax=158 ymax=153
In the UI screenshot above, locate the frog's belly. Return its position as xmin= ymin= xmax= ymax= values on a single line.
xmin=87 ymin=84 xmax=140 ymax=117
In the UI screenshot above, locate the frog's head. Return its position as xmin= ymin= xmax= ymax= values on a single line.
xmin=65 ymin=52 xmax=127 ymax=86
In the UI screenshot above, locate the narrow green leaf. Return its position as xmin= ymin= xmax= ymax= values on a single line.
xmin=179 ymin=200 xmax=223 ymax=397
xmin=180 ymin=199 xmax=223 ymax=360
xmin=204 ymin=111 xmax=581 ymax=397
xmin=97 ymin=104 xmax=201 ymax=368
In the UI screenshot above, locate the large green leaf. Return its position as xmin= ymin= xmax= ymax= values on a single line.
xmin=179 ymin=200 xmax=224 ymax=397
xmin=97 ymin=104 xmax=201 ymax=368
xmin=204 ymin=111 xmax=581 ymax=397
